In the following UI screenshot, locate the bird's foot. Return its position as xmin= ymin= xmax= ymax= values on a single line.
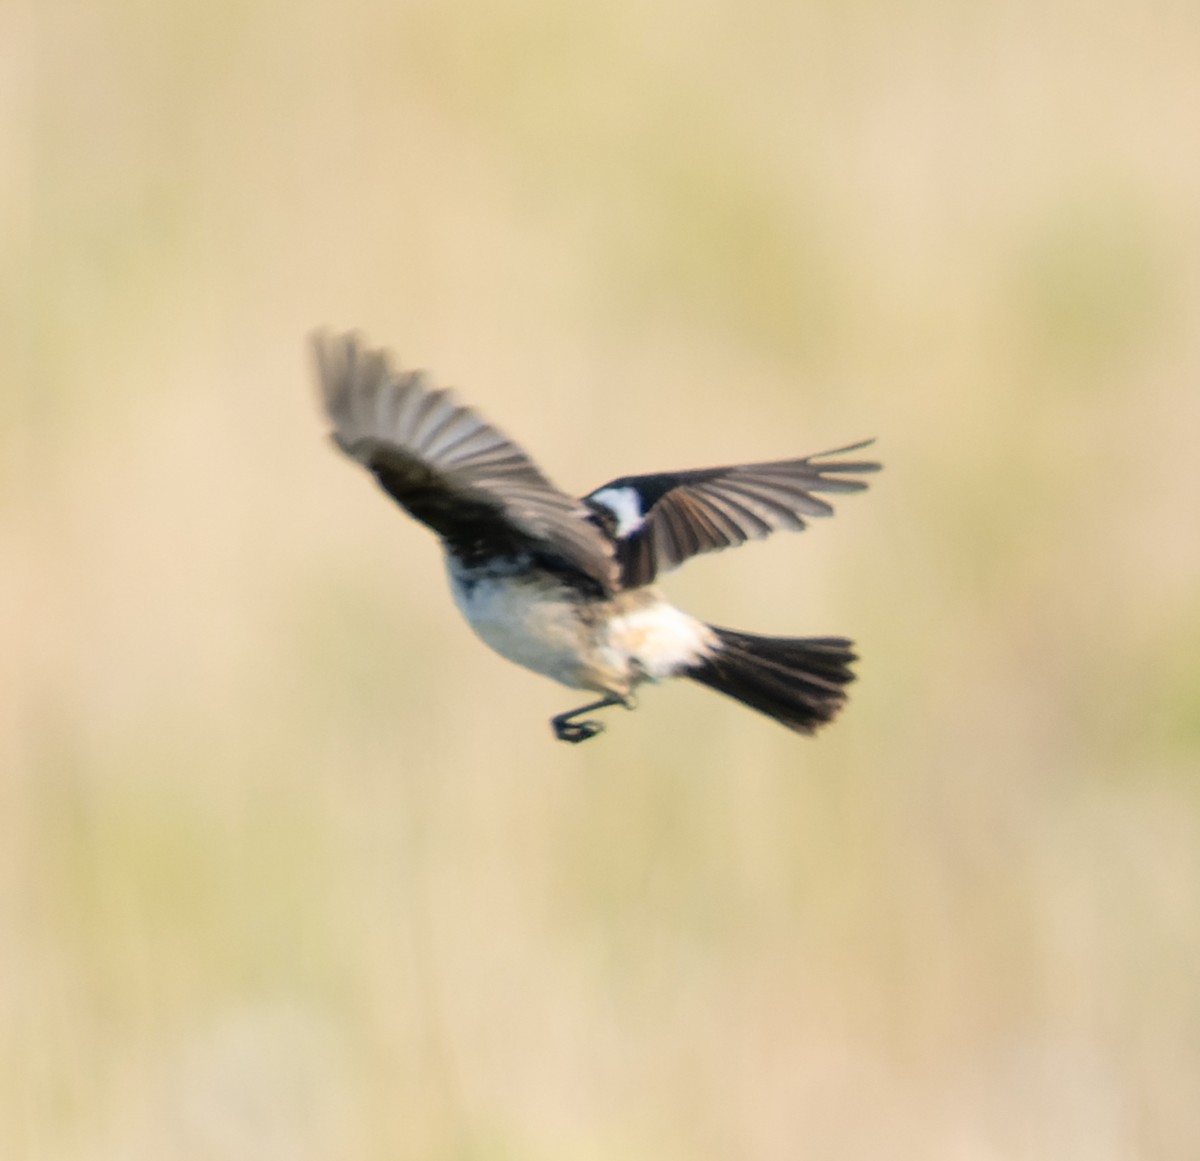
xmin=550 ymin=692 xmax=634 ymax=744
xmin=553 ymin=718 xmax=605 ymax=744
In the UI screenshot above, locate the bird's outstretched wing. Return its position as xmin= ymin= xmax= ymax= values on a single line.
xmin=314 ymin=332 xmax=617 ymax=593
xmin=585 ymin=442 xmax=880 ymax=588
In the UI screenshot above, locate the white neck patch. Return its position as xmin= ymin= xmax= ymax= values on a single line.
xmin=590 ymin=486 xmax=645 ymax=538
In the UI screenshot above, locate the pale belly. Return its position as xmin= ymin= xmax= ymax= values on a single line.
xmin=447 ymin=564 xmax=715 ymax=694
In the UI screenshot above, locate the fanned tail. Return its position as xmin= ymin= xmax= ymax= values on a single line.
xmin=687 ymin=627 xmax=858 ymax=734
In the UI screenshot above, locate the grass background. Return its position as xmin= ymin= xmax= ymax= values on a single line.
xmin=6 ymin=0 xmax=1200 ymax=1157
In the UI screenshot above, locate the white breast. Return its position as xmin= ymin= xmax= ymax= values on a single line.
xmin=448 ymin=567 xmax=594 ymax=689
xmin=447 ymin=560 xmax=716 ymax=695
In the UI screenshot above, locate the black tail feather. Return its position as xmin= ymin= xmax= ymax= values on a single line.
xmin=687 ymin=627 xmax=857 ymax=734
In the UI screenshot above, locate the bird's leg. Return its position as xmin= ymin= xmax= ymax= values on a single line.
xmin=551 ymin=692 xmax=637 ymax=744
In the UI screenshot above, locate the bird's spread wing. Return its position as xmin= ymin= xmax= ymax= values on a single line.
xmin=314 ymin=332 xmax=617 ymax=593
xmin=585 ymin=442 xmax=881 ymax=588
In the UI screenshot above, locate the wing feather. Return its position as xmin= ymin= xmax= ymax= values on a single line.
xmin=585 ymin=440 xmax=879 ymax=587
xmin=314 ymin=332 xmax=616 ymax=592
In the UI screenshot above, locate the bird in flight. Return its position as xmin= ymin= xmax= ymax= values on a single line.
xmin=313 ymin=332 xmax=879 ymax=743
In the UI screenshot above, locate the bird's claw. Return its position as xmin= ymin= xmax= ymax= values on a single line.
xmin=553 ymin=718 xmax=605 ymax=744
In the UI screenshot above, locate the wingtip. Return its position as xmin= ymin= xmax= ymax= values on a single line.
xmin=309 ymin=328 xmax=358 ymax=405
xmin=812 ymin=436 xmax=881 ymax=460
xmin=311 ymin=329 xmax=393 ymax=449
xmin=810 ymin=437 xmax=882 ymax=482
xmin=309 ymin=326 xmax=350 ymax=372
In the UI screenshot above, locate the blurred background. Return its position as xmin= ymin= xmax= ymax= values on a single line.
xmin=6 ymin=0 xmax=1200 ymax=1157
